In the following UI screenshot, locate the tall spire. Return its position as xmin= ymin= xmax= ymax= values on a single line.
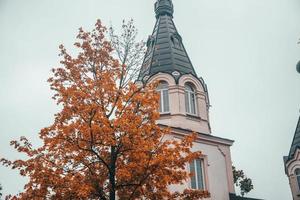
xmin=138 ymin=0 xmax=197 ymax=82
xmin=288 ymin=116 xmax=300 ymax=159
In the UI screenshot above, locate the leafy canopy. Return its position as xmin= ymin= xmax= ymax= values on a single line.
xmin=233 ymin=166 xmax=254 ymax=197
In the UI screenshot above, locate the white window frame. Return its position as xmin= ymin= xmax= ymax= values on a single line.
xmin=190 ymin=158 xmax=206 ymax=190
xmin=157 ymin=82 xmax=170 ymax=114
xmin=185 ymin=84 xmax=197 ymax=115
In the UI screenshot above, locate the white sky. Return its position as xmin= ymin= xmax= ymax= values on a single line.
xmin=0 ymin=0 xmax=300 ymax=199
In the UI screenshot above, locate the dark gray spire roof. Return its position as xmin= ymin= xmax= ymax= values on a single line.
xmin=138 ymin=0 xmax=197 ymax=82
xmin=155 ymin=0 xmax=174 ymax=18
xmin=288 ymin=116 xmax=300 ymax=160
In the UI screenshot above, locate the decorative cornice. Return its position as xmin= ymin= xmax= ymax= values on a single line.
xmin=159 ymin=124 xmax=234 ymax=146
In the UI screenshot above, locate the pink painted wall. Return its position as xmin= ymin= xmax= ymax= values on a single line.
xmin=286 ymin=150 xmax=300 ymax=200
xmin=149 ymin=72 xmax=235 ymax=199
xmin=167 ymin=132 xmax=235 ymax=200
xmin=149 ymin=73 xmax=211 ymax=134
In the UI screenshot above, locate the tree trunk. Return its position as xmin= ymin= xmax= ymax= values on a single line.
xmin=109 ymin=146 xmax=116 ymax=200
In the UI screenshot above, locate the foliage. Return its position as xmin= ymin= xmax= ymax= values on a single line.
xmin=233 ymin=166 xmax=254 ymax=197
xmin=0 ymin=184 xmax=2 ymax=199
xmin=1 ymin=20 xmax=209 ymax=200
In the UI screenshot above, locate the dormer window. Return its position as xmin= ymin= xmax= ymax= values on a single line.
xmin=185 ymin=83 xmax=196 ymax=115
xmin=157 ymin=81 xmax=170 ymax=113
xmin=295 ymin=168 xmax=300 ymax=190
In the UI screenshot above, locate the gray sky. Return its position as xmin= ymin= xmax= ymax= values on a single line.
xmin=0 ymin=0 xmax=300 ymax=199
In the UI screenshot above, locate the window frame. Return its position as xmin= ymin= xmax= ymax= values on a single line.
xmin=190 ymin=158 xmax=206 ymax=190
xmin=295 ymin=168 xmax=300 ymax=190
xmin=157 ymin=81 xmax=170 ymax=114
xmin=185 ymin=83 xmax=197 ymax=116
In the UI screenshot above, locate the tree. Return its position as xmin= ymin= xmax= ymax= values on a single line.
xmin=1 ymin=20 xmax=209 ymax=200
xmin=108 ymin=19 xmax=146 ymax=84
xmin=233 ymin=166 xmax=254 ymax=197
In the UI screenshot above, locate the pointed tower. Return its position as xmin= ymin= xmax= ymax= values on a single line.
xmin=139 ymin=0 xmax=211 ymax=134
xmin=137 ymin=1 xmax=239 ymax=199
xmin=284 ymin=116 xmax=300 ymax=200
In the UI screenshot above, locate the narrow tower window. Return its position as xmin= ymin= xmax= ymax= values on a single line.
xmin=190 ymin=159 xmax=205 ymax=190
xmin=295 ymin=168 xmax=300 ymax=190
xmin=185 ymin=83 xmax=196 ymax=115
xmin=157 ymin=81 xmax=170 ymax=113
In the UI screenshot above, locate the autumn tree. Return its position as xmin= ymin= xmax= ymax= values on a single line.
xmin=1 ymin=20 xmax=209 ymax=200
xmin=233 ymin=166 xmax=254 ymax=197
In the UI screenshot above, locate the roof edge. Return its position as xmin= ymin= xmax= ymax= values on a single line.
xmin=159 ymin=124 xmax=234 ymax=146
xmin=288 ymin=116 xmax=300 ymax=158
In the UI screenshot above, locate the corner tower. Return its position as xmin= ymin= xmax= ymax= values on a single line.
xmin=284 ymin=116 xmax=300 ymax=200
xmin=139 ymin=0 xmax=211 ymax=134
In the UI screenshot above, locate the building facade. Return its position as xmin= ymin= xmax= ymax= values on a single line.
xmin=138 ymin=0 xmax=238 ymax=199
xmin=284 ymin=117 xmax=300 ymax=200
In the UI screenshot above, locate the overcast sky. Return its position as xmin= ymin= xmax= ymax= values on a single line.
xmin=0 ymin=0 xmax=300 ymax=199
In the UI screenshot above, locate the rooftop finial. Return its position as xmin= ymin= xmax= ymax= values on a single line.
xmin=155 ymin=0 xmax=174 ymax=19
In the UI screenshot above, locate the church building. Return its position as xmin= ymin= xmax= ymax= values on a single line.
xmin=137 ymin=0 xmax=241 ymax=199
xmin=284 ymin=116 xmax=300 ymax=200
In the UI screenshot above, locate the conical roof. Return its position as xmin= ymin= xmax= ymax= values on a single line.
xmin=138 ymin=0 xmax=197 ymax=82
xmin=288 ymin=116 xmax=300 ymax=160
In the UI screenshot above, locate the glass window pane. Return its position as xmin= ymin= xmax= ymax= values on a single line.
xmin=163 ymin=90 xmax=169 ymax=112
xmin=157 ymin=81 xmax=168 ymax=90
xmin=185 ymin=84 xmax=193 ymax=92
xmin=296 ymin=168 xmax=300 ymax=190
xmin=185 ymin=83 xmax=197 ymax=115
xmin=159 ymin=91 xmax=163 ymax=112
xmin=190 ymin=161 xmax=197 ymax=189
xmin=297 ymin=176 xmax=300 ymax=190
xmin=185 ymin=92 xmax=190 ymax=113
xmin=157 ymin=81 xmax=169 ymax=113
xmin=196 ymin=159 xmax=204 ymax=189
xmin=191 ymin=93 xmax=196 ymax=114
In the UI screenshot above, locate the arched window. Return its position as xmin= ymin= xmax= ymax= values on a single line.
xmin=157 ymin=81 xmax=170 ymax=113
xmin=295 ymin=168 xmax=300 ymax=190
xmin=185 ymin=83 xmax=196 ymax=115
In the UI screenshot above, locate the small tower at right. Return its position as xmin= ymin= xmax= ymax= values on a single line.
xmin=284 ymin=116 xmax=300 ymax=200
